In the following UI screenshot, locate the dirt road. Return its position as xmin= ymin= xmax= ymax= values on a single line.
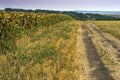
xmin=78 ymin=22 xmax=120 ymax=80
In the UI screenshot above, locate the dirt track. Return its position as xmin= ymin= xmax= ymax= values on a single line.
xmin=79 ymin=22 xmax=120 ymax=80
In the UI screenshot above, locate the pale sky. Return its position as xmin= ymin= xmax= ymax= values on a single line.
xmin=0 ymin=0 xmax=119 ymax=11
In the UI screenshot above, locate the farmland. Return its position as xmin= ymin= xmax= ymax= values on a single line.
xmin=0 ymin=11 xmax=120 ymax=80
xmin=0 ymin=11 xmax=81 ymax=80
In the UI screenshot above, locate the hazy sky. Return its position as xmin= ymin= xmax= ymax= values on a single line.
xmin=0 ymin=0 xmax=119 ymax=11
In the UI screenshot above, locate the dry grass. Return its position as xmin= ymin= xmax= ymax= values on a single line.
xmin=0 ymin=21 xmax=81 ymax=80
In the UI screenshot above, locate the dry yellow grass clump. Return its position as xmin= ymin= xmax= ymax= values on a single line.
xmin=0 ymin=21 xmax=81 ymax=80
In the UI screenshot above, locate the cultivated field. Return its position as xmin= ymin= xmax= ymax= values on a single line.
xmin=0 ymin=11 xmax=120 ymax=80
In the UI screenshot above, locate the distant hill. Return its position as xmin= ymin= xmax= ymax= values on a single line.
xmin=75 ymin=10 xmax=120 ymax=15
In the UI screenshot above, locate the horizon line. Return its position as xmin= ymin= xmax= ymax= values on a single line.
xmin=0 ymin=8 xmax=120 ymax=12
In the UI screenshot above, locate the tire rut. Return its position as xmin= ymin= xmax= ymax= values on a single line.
xmin=78 ymin=24 xmax=91 ymax=80
xmin=81 ymin=22 xmax=114 ymax=80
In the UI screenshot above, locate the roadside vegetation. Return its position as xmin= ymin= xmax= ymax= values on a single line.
xmin=0 ymin=11 xmax=73 ymax=54
xmin=0 ymin=11 xmax=81 ymax=80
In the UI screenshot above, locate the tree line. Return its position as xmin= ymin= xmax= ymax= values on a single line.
xmin=4 ymin=8 xmax=120 ymax=20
